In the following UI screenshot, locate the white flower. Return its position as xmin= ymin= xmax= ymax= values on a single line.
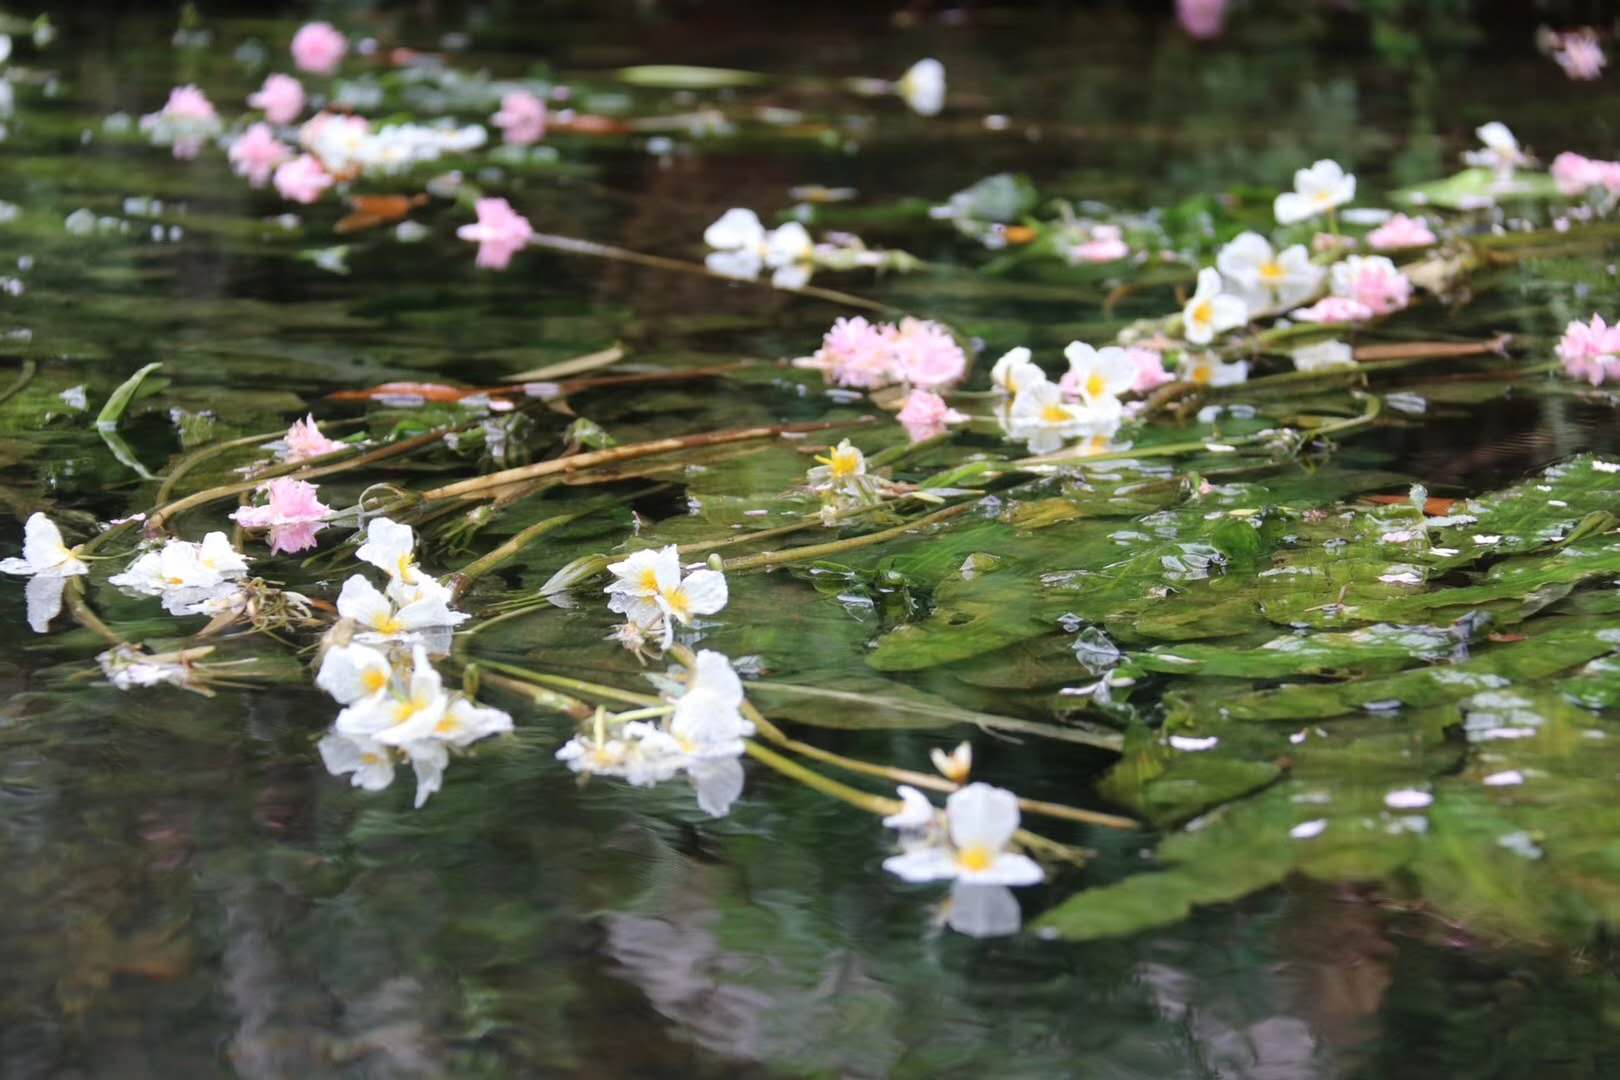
xmin=1463 ymin=121 xmax=1527 ymax=175
xmin=1007 ymin=381 xmax=1098 ymax=454
xmin=930 ymin=741 xmax=973 ymax=784
xmin=1274 ymin=159 xmax=1356 ymax=224
xmin=1179 ymin=353 xmax=1249 ymax=387
xmin=883 ymin=785 xmax=937 ymax=829
xmin=604 ymin=545 xmax=726 ymax=647
xmin=1215 ymin=232 xmax=1324 ymax=315
xmin=316 ymin=641 xmax=393 ymax=704
xmin=896 ymin=58 xmax=945 ymax=116
xmin=337 ymin=645 xmax=450 ymax=744
xmin=1291 ymin=340 xmax=1355 ymax=372
xmin=807 ymin=438 xmax=867 ymax=490
xmin=96 ymin=643 xmax=207 ymax=692
xmin=990 ymin=346 xmax=1045 ymax=395
xmin=669 ymin=649 xmax=754 ymax=757
xmin=319 ymin=732 xmax=395 ymax=792
xmin=764 ymin=221 xmax=814 ymax=290
xmin=336 ymin=573 xmax=468 ymax=642
xmin=882 ymin=783 xmax=1044 ymax=886
xmin=356 ymin=516 xmax=424 ymax=589
xmin=703 ymin=209 xmax=815 ymax=287
xmin=556 ymin=716 xmax=688 ymax=786
xmin=1181 ymin=267 xmax=1249 ymax=345
xmin=0 ymin=512 xmax=88 ymax=578
xmin=110 ymin=532 xmax=248 ymax=595
xmin=1060 ymin=341 xmax=1134 ymax=417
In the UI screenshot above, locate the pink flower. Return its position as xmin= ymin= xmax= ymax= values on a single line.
xmin=1554 ymin=32 xmax=1606 ymax=80
xmin=231 ymin=478 xmax=331 ymax=555
xmin=273 ymin=154 xmax=332 ymax=204
xmin=456 ymin=197 xmax=534 ymax=270
xmin=801 ymin=316 xmax=895 ymax=389
xmin=1329 ymin=255 xmax=1411 ymax=316
xmin=1557 ymin=314 xmax=1620 ymax=385
xmin=493 ymin=90 xmax=546 ymax=146
xmin=277 ymin=414 xmax=346 ymax=462
xmin=1291 ymin=296 xmax=1375 ymax=324
xmin=890 ymin=318 xmax=967 ymax=390
xmin=1176 ymin=0 xmax=1227 ymax=39
xmin=1366 ymin=213 xmax=1436 ymax=250
xmin=141 ymin=85 xmax=220 ymax=159
xmin=291 ymin=21 xmax=347 ymax=76
xmin=1124 ymin=346 xmax=1173 ymax=393
xmin=896 ymin=389 xmax=968 ymax=443
xmin=229 ymin=123 xmax=293 ymax=187
xmin=1551 ymin=152 xmax=1620 ymax=197
xmin=1067 ymin=224 xmax=1128 ymax=263
xmin=164 ymin=85 xmax=217 ymax=122
xmin=248 ymin=73 xmax=305 ymax=125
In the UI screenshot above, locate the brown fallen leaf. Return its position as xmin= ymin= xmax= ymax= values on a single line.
xmin=336 ymin=193 xmax=430 ymax=234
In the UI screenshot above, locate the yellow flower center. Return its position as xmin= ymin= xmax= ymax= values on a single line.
xmin=663 ymin=587 xmax=692 ymax=621
xmin=361 ymin=669 xmax=388 ymax=695
xmin=1312 ymin=189 xmax=1334 ymax=206
xmin=1191 ymin=364 xmax=1212 ymax=386
xmin=956 ymin=845 xmax=994 ymax=873
xmin=638 ymin=567 xmax=661 ymax=593
xmin=396 ymin=554 xmax=415 ymax=580
xmin=1258 ymin=261 xmax=1285 ymax=283
xmin=1192 ymin=300 xmax=1213 ymax=327
xmin=393 ymin=699 xmax=422 ymax=724
xmin=1084 ymin=372 xmax=1106 ymax=400
xmin=435 ymin=716 xmax=461 ymax=736
xmin=360 ymin=752 xmax=382 ymax=766
xmin=373 ymin=614 xmax=405 ymax=635
xmin=1040 ymin=403 xmax=1072 ymax=425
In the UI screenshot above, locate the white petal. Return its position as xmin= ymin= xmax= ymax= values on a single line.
xmin=676 ymin=568 xmax=728 ymax=617
xmin=946 ymin=883 xmax=1022 ymax=937
xmin=406 ymin=739 xmax=448 ymax=807
xmin=883 ymin=785 xmax=936 ymax=829
xmin=689 ymin=756 xmax=744 ymax=817
xmin=960 ymin=852 xmax=1044 ymax=887
xmin=946 ymin=782 xmax=1021 ymax=852
xmin=703 ymin=208 xmax=765 ymax=251
xmin=336 ymin=574 xmax=393 ymax=629
xmin=1274 ymin=191 xmax=1313 ymax=225
xmin=882 ymin=846 xmax=957 ymax=883
xmin=25 ymin=573 xmax=65 ymax=633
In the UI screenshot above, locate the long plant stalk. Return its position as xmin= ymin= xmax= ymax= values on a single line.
xmin=420 ymin=418 xmax=872 ymax=503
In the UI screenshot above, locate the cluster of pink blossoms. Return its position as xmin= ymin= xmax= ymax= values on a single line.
xmin=1557 ymin=315 xmax=1620 ymax=386
xmin=231 ymin=477 xmax=332 ymax=555
xmin=800 ymin=317 xmax=967 ymax=391
xmin=1551 ymin=152 xmax=1620 ymax=198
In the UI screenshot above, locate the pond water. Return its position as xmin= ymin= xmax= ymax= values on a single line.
xmin=3 ymin=2 xmax=1620 ymax=1076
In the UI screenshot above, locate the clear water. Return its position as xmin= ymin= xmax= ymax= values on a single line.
xmin=3 ymin=3 xmax=1620 ymax=1077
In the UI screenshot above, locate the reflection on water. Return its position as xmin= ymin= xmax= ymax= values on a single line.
xmin=1 ymin=1 xmax=1620 ymax=1076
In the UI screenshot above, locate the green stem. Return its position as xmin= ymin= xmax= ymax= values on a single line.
xmin=0 ymin=359 xmax=37 ymax=408
xmin=714 ymin=501 xmax=977 ymax=573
